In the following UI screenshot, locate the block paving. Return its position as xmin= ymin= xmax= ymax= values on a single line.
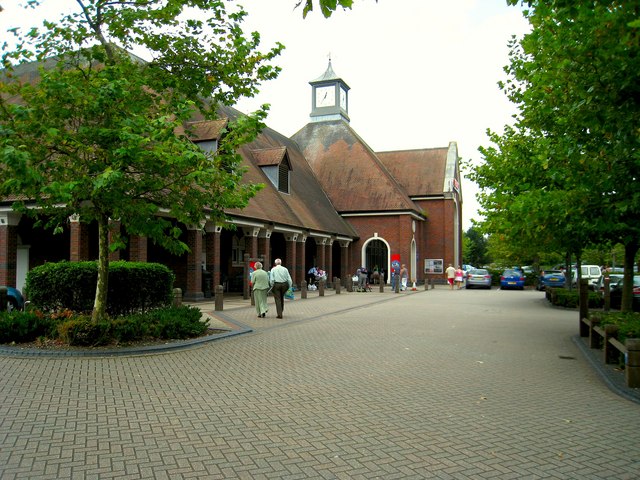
xmin=1 ymin=288 xmax=639 ymax=479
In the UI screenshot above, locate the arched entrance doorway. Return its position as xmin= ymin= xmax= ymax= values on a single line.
xmin=364 ymin=238 xmax=389 ymax=284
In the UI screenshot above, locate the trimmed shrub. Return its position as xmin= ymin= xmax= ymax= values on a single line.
xmin=26 ymin=261 xmax=174 ymax=315
xmin=0 ymin=311 xmax=55 ymax=343
xmin=589 ymin=311 xmax=640 ymax=343
xmin=545 ymin=287 xmax=603 ymax=309
xmin=57 ymin=316 xmax=111 ymax=346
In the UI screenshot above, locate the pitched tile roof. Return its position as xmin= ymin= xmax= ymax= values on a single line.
xmin=376 ymin=147 xmax=450 ymax=197
xmin=291 ymin=120 xmax=422 ymax=214
xmin=218 ymin=106 xmax=357 ymax=237
xmin=251 ymin=147 xmax=288 ymax=167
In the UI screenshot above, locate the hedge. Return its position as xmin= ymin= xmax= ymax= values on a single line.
xmin=25 ymin=261 xmax=175 ymax=315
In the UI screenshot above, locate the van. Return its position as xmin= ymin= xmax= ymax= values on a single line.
xmin=571 ymin=265 xmax=602 ymax=290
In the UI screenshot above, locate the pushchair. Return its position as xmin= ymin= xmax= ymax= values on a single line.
xmin=353 ymin=268 xmax=372 ymax=292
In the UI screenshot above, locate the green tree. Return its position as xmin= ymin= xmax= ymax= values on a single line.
xmin=0 ymin=0 xmax=283 ymax=321
xmin=464 ymin=227 xmax=489 ymax=267
xmin=471 ymin=1 xmax=639 ymax=310
xmin=296 ymin=0 xmax=377 ymax=18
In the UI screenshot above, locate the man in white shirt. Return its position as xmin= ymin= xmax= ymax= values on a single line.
xmin=270 ymin=258 xmax=293 ymax=319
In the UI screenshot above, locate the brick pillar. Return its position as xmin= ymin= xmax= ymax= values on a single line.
xmin=341 ymin=241 xmax=350 ymax=287
xmin=184 ymin=227 xmax=203 ymax=302
xmin=206 ymin=225 xmax=222 ymax=289
xmin=258 ymin=229 xmax=272 ymax=272
xmin=0 ymin=215 xmax=19 ymax=288
xmin=108 ymin=219 xmax=121 ymax=261
xmin=285 ymin=234 xmax=297 ymax=284
xmin=327 ymin=239 xmax=334 ymax=285
xmin=129 ymin=235 xmax=148 ymax=262
xmin=317 ymin=238 xmax=327 ymax=275
xmin=297 ymin=235 xmax=306 ymax=289
xmin=69 ymin=215 xmax=90 ymax=261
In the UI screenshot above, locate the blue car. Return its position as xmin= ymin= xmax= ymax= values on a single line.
xmin=500 ymin=269 xmax=525 ymax=290
xmin=3 ymin=286 xmax=25 ymax=311
xmin=537 ymin=270 xmax=566 ymax=291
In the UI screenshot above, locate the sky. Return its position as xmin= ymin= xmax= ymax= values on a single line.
xmin=0 ymin=0 xmax=531 ymax=230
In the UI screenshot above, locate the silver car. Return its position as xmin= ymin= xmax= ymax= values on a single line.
xmin=466 ymin=268 xmax=492 ymax=289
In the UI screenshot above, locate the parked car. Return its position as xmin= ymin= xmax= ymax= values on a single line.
xmin=536 ymin=270 xmax=566 ymax=291
xmin=462 ymin=264 xmax=475 ymax=278
xmin=2 ymin=286 xmax=25 ymax=311
xmin=609 ymin=275 xmax=640 ymax=312
xmin=466 ymin=268 xmax=492 ymax=289
xmin=500 ymin=269 xmax=525 ymax=290
xmin=570 ymin=265 xmax=602 ymax=290
xmin=594 ymin=273 xmax=624 ymax=296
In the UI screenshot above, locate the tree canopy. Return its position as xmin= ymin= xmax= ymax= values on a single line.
xmin=295 ymin=0 xmax=377 ymax=18
xmin=0 ymin=0 xmax=283 ymax=320
xmin=470 ymin=1 xmax=639 ymax=309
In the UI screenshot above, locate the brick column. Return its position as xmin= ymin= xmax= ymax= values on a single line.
xmin=317 ymin=238 xmax=327 ymax=275
xmin=243 ymin=227 xmax=259 ymax=259
xmin=69 ymin=215 xmax=90 ymax=262
xmin=108 ymin=219 xmax=121 ymax=261
xmin=205 ymin=225 xmax=222 ymax=289
xmin=0 ymin=213 xmax=20 ymax=288
xmin=297 ymin=235 xmax=306 ymax=289
xmin=184 ymin=226 xmax=203 ymax=302
xmin=327 ymin=239 xmax=334 ymax=285
xmin=285 ymin=234 xmax=297 ymax=284
xmin=258 ymin=228 xmax=272 ymax=271
xmin=340 ymin=240 xmax=350 ymax=287
xmin=129 ymin=235 xmax=148 ymax=262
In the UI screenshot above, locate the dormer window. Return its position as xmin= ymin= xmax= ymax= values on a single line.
xmin=252 ymin=147 xmax=292 ymax=194
xmin=182 ymin=118 xmax=228 ymax=154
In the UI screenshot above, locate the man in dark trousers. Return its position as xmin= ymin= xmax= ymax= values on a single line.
xmin=269 ymin=258 xmax=293 ymax=319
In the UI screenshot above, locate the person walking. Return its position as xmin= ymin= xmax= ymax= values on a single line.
xmin=455 ymin=265 xmax=464 ymax=289
xmin=400 ymin=264 xmax=408 ymax=291
xmin=250 ymin=261 xmax=270 ymax=318
xmin=270 ymin=258 xmax=292 ymax=319
xmin=445 ymin=263 xmax=456 ymax=290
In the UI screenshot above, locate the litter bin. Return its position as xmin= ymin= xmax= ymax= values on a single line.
xmin=202 ymin=269 xmax=213 ymax=298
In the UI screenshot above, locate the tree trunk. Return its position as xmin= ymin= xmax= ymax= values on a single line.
xmin=92 ymin=214 xmax=110 ymax=322
xmin=621 ymin=238 xmax=639 ymax=312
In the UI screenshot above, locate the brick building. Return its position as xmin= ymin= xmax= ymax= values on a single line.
xmin=0 ymin=61 xmax=463 ymax=300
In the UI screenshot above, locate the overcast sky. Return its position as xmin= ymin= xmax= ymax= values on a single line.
xmin=0 ymin=0 xmax=531 ymax=230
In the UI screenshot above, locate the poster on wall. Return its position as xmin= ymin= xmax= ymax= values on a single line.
xmin=424 ymin=259 xmax=443 ymax=274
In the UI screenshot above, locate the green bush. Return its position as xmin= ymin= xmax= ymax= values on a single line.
xmin=589 ymin=311 xmax=640 ymax=343
xmin=0 ymin=305 xmax=207 ymax=347
xmin=0 ymin=311 xmax=56 ymax=343
xmin=26 ymin=261 xmax=175 ymax=315
xmin=57 ymin=316 xmax=111 ymax=346
xmin=545 ymin=287 xmax=603 ymax=309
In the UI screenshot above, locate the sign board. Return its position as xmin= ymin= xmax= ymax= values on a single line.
xmin=424 ymin=259 xmax=443 ymax=274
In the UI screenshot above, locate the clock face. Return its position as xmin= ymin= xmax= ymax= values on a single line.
xmin=315 ymin=86 xmax=335 ymax=107
xmin=340 ymin=87 xmax=347 ymax=110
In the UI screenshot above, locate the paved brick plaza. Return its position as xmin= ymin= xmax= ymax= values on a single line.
xmin=1 ymin=289 xmax=639 ymax=479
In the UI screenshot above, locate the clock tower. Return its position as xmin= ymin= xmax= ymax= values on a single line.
xmin=309 ymin=59 xmax=350 ymax=123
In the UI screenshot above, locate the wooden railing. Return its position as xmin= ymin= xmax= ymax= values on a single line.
xmin=581 ymin=316 xmax=640 ymax=388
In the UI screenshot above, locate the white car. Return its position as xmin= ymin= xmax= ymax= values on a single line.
xmin=571 ymin=265 xmax=602 ymax=290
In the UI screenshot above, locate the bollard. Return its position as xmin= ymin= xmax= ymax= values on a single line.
xmin=395 ymin=278 xmax=400 ymax=294
xmin=214 ymin=285 xmax=224 ymax=311
xmin=319 ymin=279 xmax=325 ymax=296
xmin=172 ymin=288 xmax=182 ymax=307
xmin=604 ymin=325 xmax=620 ymax=364
xmin=603 ymin=276 xmax=611 ymax=312
xmin=424 ymin=279 xmax=428 ymax=291
xmin=379 ymin=279 xmax=384 ymax=293
xmin=335 ymin=278 xmax=341 ymax=294
xmin=301 ymin=280 xmax=308 ymax=299
xmin=588 ymin=318 xmax=601 ymax=349
xmin=625 ymin=339 xmax=640 ymax=388
xmin=579 ymin=279 xmax=589 ymax=337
